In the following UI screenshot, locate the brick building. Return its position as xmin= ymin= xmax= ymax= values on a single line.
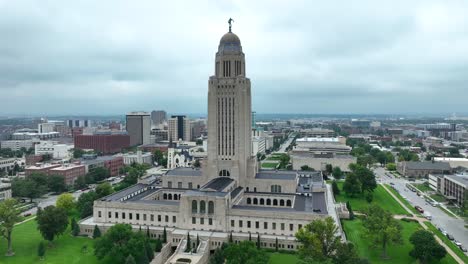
xmin=80 ymin=156 xmax=124 ymax=177
xmin=49 ymin=164 xmax=86 ymax=185
xmin=74 ymin=133 xmax=130 ymax=154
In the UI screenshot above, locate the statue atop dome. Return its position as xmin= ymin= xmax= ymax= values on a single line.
xmin=228 ymin=18 xmax=234 ymax=32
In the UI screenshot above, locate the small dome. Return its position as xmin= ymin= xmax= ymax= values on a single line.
xmin=220 ymin=32 xmax=240 ymax=45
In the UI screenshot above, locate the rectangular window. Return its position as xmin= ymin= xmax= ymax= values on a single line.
xmin=239 ymin=220 xmax=243 ymax=228
xmin=255 ymin=221 xmax=259 ymax=229
xmin=136 ymin=213 xmax=140 ymax=220
xmin=188 ymin=182 xmax=193 ymax=189
xmin=151 ymin=215 xmax=154 ymax=221
xmin=209 ymin=218 xmax=213 ymax=225
xmin=167 ymin=181 xmax=172 ymax=188
xmin=158 ymin=215 xmax=161 ymax=222
xmin=108 ymin=212 xmax=111 ymax=218
xmin=178 ymin=182 xmax=182 ymax=188
xmin=98 ymin=211 xmax=102 ymax=217
xmin=129 ymin=213 xmax=133 ymax=220
xmin=173 ymin=216 xmax=176 ymax=223
xmin=200 ymin=218 xmax=204 ymax=225
xmin=192 ymin=217 xmax=196 ymax=224
xmin=122 ymin=213 xmax=126 ymax=219
xmin=231 ymin=220 xmax=235 ymax=227
xmin=264 ymin=222 xmax=268 ymax=229
xmin=272 ymin=223 xmax=276 ymax=230
xmin=290 ymin=224 xmax=293 ymax=231
xmin=143 ymin=214 xmax=147 ymax=221
xmin=165 ymin=215 xmax=169 ymax=222
xmin=247 ymin=221 xmax=251 ymax=228
xmin=298 ymin=224 xmax=302 ymax=230
xmin=281 ymin=223 xmax=285 ymax=230
xmin=115 ymin=212 xmax=119 ymax=219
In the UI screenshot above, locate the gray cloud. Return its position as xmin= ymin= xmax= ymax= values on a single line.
xmin=0 ymin=0 xmax=468 ymax=116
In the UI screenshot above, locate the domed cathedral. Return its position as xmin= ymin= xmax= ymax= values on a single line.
xmin=205 ymin=27 xmax=258 ymax=187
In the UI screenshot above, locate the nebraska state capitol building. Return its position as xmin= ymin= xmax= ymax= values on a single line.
xmin=80 ymin=25 xmax=333 ymax=260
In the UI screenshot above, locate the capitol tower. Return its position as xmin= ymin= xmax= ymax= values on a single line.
xmin=205 ymin=24 xmax=258 ymax=186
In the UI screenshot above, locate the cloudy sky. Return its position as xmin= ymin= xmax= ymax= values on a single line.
xmin=1 ymin=0 xmax=468 ymax=116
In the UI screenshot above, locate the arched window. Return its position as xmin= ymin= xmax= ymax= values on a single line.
xmin=163 ymin=193 xmax=167 ymax=200
xmin=280 ymin=199 xmax=285 ymax=206
xmin=218 ymin=170 xmax=230 ymax=177
xmin=246 ymin=187 xmax=249 ymax=192
xmin=192 ymin=200 xmax=198 ymax=213
xmin=247 ymin=198 xmax=252 ymax=204
xmin=271 ymin=185 xmax=282 ymax=193
xmin=200 ymin=201 xmax=206 ymax=213
xmin=168 ymin=193 xmax=173 ymax=200
xmin=174 ymin=194 xmax=178 ymax=200
xmin=266 ymin=199 xmax=271 ymax=205
xmin=254 ymin=187 xmax=257 ymax=192
xmin=208 ymin=201 xmax=214 ymax=214
xmin=253 ymin=198 xmax=258 ymax=205
xmin=260 ymin=198 xmax=265 ymax=205
xmin=273 ymin=199 xmax=278 ymax=206
xmin=286 ymin=200 xmax=292 ymax=207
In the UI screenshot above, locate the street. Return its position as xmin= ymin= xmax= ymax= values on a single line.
xmin=374 ymin=167 xmax=468 ymax=248
xmin=22 ymin=189 xmax=89 ymax=216
xmin=276 ymin=134 xmax=295 ymax=153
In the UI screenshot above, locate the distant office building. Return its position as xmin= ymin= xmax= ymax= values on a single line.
xmin=25 ymin=163 xmax=62 ymax=176
xmin=67 ymin=120 xmax=92 ymax=128
xmin=151 ymin=128 xmax=169 ymax=142
xmin=120 ymin=151 xmax=152 ymax=165
xmin=293 ymin=137 xmax=351 ymax=155
xmin=190 ymin=120 xmax=206 ymax=141
xmin=443 ymin=174 xmax=467 ymax=206
xmin=38 ymin=123 xmax=55 ymax=133
xmin=252 ymin=136 xmax=266 ymax=155
xmin=126 ymin=112 xmax=151 ymax=146
xmin=74 ymin=133 xmax=130 ymax=154
xmin=1 ymin=140 xmax=36 ymax=151
xmin=397 ymin=161 xmax=452 ymax=178
xmin=79 ymin=156 xmax=124 ymax=176
xmin=298 ymin=128 xmax=335 ymax=138
xmin=350 ymin=119 xmax=371 ymax=128
xmin=11 ymin=131 xmax=59 ymax=140
xmin=109 ymin=121 xmax=122 ymax=130
xmin=151 ymin=110 xmax=167 ymax=125
xmin=292 ymin=153 xmax=357 ymax=172
xmin=168 ymin=115 xmax=191 ymax=142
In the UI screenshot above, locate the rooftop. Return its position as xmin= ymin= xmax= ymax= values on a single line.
xmin=404 ymin=161 xmax=451 ymax=171
xmin=101 ymin=183 xmax=148 ymax=202
xmin=255 ymin=170 xmax=296 ymax=180
xmin=201 ymin=177 xmax=234 ymax=192
xmin=445 ymin=174 xmax=468 ymax=187
xmin=296 ymin=137 xmax=341 ymax=142
xmin=232 ymin=193 xmax=327 ymax=214
xmin=165 ymin=167 xmax=203 ymax=177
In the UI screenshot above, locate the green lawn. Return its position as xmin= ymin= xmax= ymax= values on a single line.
xmin=384 ymin=184 xmax=420 ymax=215
xmin=261 ymin=162 xmax=278 ymax=169
xmin=342 ymin=219 xmax=457 ymax=264
xmin=430 ymin=194 xmax=447 ymax=202
xmin=413 ymin=183 xmax=432 ymax=192
xmin=425 ymin=222 xmax=468 ymax=263
xmin=0 ymin=219 xmax=99 ymax=264
xmin=268 ymin=252 xmax=299 ymax=264
xmin=266 ymin=156 xmax=282 ymax=161
xmin=334 ymin=182 xmax=407 ymax=215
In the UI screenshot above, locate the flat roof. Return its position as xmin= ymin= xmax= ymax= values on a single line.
xmin=184 ymin=190 xmax=228 ymax=197
xmin=445 ymin=174 xmax=468 ymax=187
xmin=255 ymin=170 xmax=296 ymax=180
xmin=102 ymin=183 xmax=148 ymax=201
xmin=297 ymin=137 xmax=340 ymax=142
xmin=404 ymin=161 xmax=451 ymax=171
xmin=165 ymin=167 xmax=203 ymax=177
xmin=201 ymin=177 xmax=233 ymax=191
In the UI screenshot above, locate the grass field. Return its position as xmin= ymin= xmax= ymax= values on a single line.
xmin=334 ymin=182 xmax=407 ymax=215
xmin=342 ymin=219 xmax=457 ymax=264
xmin=0 ymin=219 xmax=99 ymax=264
xmin=430 ymin=193 xmax=447 ymax=202
xmin=425 ymin=222 xmax=468 ymax=263
xmin=261 ymin=162 xmax=278 ymax=169
xmin=268 ymin=252 xmax=299 ymax=264
xmin=384 ymin=184 xmax=420 ymax=215
xmin=413 ymin=183 xmax=432 ymax=192
xmin=266 ymin=156 xmax=282 ymax=161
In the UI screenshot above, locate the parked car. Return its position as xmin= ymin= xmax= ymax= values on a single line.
xmin=446 ymin=234 xmax=454 ymax=241
xmin=460 ymin=246 xmax=467 ymax=252
xmin=454 ymin=241 xmax=462 ymax=247
xmin=415 ymin=206 xmax=424 ymax=213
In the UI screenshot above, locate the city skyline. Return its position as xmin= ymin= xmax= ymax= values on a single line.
xmin=1 ymin=1 xmax=468 ymax=115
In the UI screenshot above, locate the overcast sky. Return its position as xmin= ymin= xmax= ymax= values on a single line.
xmin=1 ymin=0 xmax=468 ymax=116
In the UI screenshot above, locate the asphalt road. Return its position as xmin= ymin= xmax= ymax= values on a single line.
xmin=22 ymin=189 xmax=90 ymax=216
xmin=374 ymin=167 xmax=468 ymax=248
xmin=277 ymin=134 xmax=295 ymax=153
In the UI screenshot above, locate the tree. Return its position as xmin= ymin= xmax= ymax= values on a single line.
xmin=365 ymin=191 xmax=373 ymax=203
xmin=332 ymin=167 xmax=343 ymax=179
xmin=343 ymin=173 xmax=361 ymax=197
xmin=37 ymin=241 xmax=46 ymax=260
xmin=300 ymin=165 xmax=314 ymax=171
xmin=209 ymin=246 xmax=225 ymax=264
xmin=386 ymin=163 xmax=396 ymax=171
xmin=94 ymin=224 xmax=151 ymax=263
xmin=36 ymin=206 xmax=68 ymax=243
xmin=163 ymin=226 xmax=167 ymax=243
xmin=73 ymin=148 xmax=85 ymax=159
xmin=346 ymin=201 xmax=354 ymax=220
xmin=332 ymin=180 xmax=340 ymax=196
xmin=295 ymin=217 xmax=341 ymax=262
xmin=275 ymin=237 xmax=278 ymax=252
xmin=223 ymin=241 xmax=268 ymax=264
xmin=0 ymin=199 xmax=22 ymax=256
xmin=325 ymin=164 xmax=333 ymax=175
xmin=47 ymin=175 xmax=66 ymax=193
xmin=153 ymin=150 xmax=167 ymax=167
xmin=93 ymin=225 xmax=101 ymax=239
xmin=350 ymin=164 xmax=377 ymax=194
xmin=71 ymin=218 xmax=80 ymax=236
xmin=56 ymin=193 xmax=76 ymax=214
xmin=154 ymin=239 xmax=163 ymax=252
xmin=256 ymin=233 xmax=261 ymax=249
xmin=89 ymin=167 xmax=110 ymax=182
xmin=77 ymin=191 xmax=98 ymax=219
xmin=363 ymin=205 xmax=403 ymax=259
xmin=12 ymin=177 xmax=47 ymax=202
xmin=193 ymin=159 xmax=201 ymax=168
xmin=332 ymin=242 xmax=363 ymax=264
xmin=185 ymin=233 xmax=191 ymax=252
xmin=409 ymin=230 xmax=446 ymax=264
xmin=125 ymin=255 xmax=136 ymax=264
xmin=74 ymin=175 xmax=87 ymax=190
xmin=145 ymin=237 xmax=154 ymax=261
xmin=95 ymin=182 xmax=114 ymax=198
xmin=229 ymin=231 xmax=233 ymax=243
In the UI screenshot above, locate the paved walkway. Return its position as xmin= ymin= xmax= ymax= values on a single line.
xmin=15 ymin=215 xmax=36 ymax=226
xmin=381 ymin=184 xmax=464 ymax=264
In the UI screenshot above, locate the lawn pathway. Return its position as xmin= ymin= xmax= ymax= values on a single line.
xmin=381 ymin=184 xmax=464 ymax=264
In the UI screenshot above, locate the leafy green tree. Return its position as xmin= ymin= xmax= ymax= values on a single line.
xmin=36 ymin=206 xmax=68 ymax=244
xmin=332 ymin=242 xmax=363 ymax=264
xmin=350 ymin=164 xmax=377 ymax=194
xmin=332 ymin=167 xmax=343 ymax=179
xmin=409 ymin=230 xmax=446 ymax=264
xmin=300 ymin=165 xmax=314 ymax=171
xmin=365 ymin=191 xmax=373 ymax=203
xmin=343 ymin=173 xmax=361 ymax=197
xmin=56 ymin=193 xmax=76 ymax=214
xmin=154 ymin=239 xmax=163 ymax=252
xmin=76 ymin=191 xmax=98 ymax=218
xmin=12 ymin=177 xmax=47 ymax=202
xmin=363 ymin=205 xmax=403 ymax=259
xmin=0 ymin=199 xmax=22 ymax=256
xmin=71 ymin=218 xmax=80 ymax=236
xmin=89 ymin=167 xmax=110 ymax=182
xmin=163 ymin=226 xmax=167 ymax=243
xmin=153 ymin=150 xmax=167 ymax=167
xmin=209 ymin=246 xmax=225 ymax=264
xmin=74 ymin=175 xmax=87 ymax=190
xmin=47 ymin=175 xmax=66 ymax=193
xmin=193 ymin=159 xmax=201 ymax=168
xmin=186 ymin=232 xmax=191 ymax=252
xmin=346 ymin=201 xmax=354 ymax=220
xmin=223 ymin=241 xmax=268 ymax=264
xmin=386 ymin=163 xmax=396 ymax=171
xmin=125 ymin=255 xmax=136 ymax=264
xmin=295 ymin=217 xmax=341 ymax=262
xmin=37 ymin=241 xmax=46 ymax=260
xmin=73 ymin=148 xmax=85 ymax=159
xmin=332 ymin=180 xmax=340 ymax=196
xmin=93 ymin=225 xmax=101 ymax=239
xmin=95 ymin=182 xmax=114 ymax=198
xmin=275 ymin=237 xmax=278 ymax=252
xmin=256 ymin=233 xmax=260 ymax=249
xmin=325 ymin=164 xmax=333 ymax=175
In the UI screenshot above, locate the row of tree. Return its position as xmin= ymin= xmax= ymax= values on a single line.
xmin=342 ymin=164 xmax=377 ymax=199
xmin=12 ymin=173 xmax=67 ymax=201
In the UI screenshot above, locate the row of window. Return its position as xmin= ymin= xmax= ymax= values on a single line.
xmin=166 ymin=181 xmax=199 ymax=189
xmin=246 ymin=197 xmax=292 ymax=207
xmin=192 ymin=200 xmax=215 ymax=214
xmin=230 ymin=219 xmax=302 ymax=232
xmin=217 ymin=96 xmax=235 ymax=157
xmin=192 ymin=217 xmax=214 ymax=225
xmin=98 ymin=211 xmax=177 ymax=223
xmin=162 ymin=193 xmax=181 ymax=200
